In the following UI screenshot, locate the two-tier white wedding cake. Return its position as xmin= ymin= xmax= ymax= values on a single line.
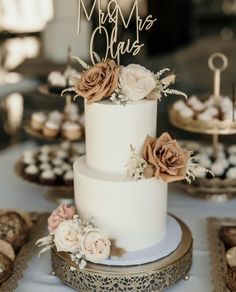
xmin=72 ymin=60 xmax=190 ymax=255
xmin=74 ymin=99 xmax=167 ymax=251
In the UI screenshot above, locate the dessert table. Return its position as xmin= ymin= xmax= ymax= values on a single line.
xmin=1 ymin=142 xmax=236 ymax=292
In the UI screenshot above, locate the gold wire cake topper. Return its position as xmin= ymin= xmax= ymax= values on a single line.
xmin=77 ymin=0 xmax=157 ymax=64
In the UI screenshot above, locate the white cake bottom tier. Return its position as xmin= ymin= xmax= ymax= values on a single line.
xmin=74 ymin=156 xmax=168 ymax=252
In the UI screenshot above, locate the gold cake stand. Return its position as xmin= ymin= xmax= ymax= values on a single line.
xmin=51 ymin=215 xmax=193 ymax=292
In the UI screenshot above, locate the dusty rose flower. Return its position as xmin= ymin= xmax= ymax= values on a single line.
xmin=48 ymin=203 xmax=76 ymax=235
xmin=81 ymin=229 xmax=111 ymax=263
xmin=142 ymin=133 xmax=190 ymax=183
xmin=75 ymin=59 xmax=120 ymax=104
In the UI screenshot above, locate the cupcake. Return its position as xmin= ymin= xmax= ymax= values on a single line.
xmin=211 ymin=162 xmax=225 ymax=177
xmin=64 ymin=170 xmax=74 ymax=186
xmin=48 ymin=111 xmax=63 ymax=123
xmin=62 ymin=121 xmax=82 ymax=140
xmin=53 ymin=167 xmax=64 ymax=177
xmin=52 ymin=158 xmax=63 ymax=167
xmin=39 ymin=145 xmax=51 ymax=154
xmin=24 ymin=164 xmax=39 ymax=181
xmin=39 ymin=163 xmax=51 ymax=171
xmin=31 ymin=112 xmax=46 ymax=131
xmin=229 ymin=145 xmax=236 ymax=155
xmin=61 ymin=141 xmax=71 ymax=151
xmin=40 ymin=169 xmax=56 ymax=185
xmin=38 ymin=153 xmax=50 ymax=163
xmin=55 ymin=149 xmax=68 ymax=160
xmin=42 ymin=121 xmax=60 ymax=138
xmin=61 ymin=163 xmax=72 ymax=172
xmin=48 ymin=71 xmax=66 ymax=94
xmin=229 ymin=155 xmax=236 ymax=166
xmin=226 ymin=167 xmax=236 ymax=179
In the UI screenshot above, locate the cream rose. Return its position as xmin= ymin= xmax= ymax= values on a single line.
xmin=81 ymin=229 xmax=111 ymax=263
xmin=119 ymin=64 xmax=156 ymax=101
xmin=54 ymin=220 xmax=81 ymax=253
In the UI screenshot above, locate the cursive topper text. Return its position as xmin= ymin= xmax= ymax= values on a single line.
xmin=77 ymin=0 xmax=157 ymax=64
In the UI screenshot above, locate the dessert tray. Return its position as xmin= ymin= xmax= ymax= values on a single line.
xmin=0 ymin=212 xmax=49 ymax=292
xmin=169 ymin=105 xmax=236 ymax=135
xmin=208 ymin=217 xmax=236 ymax=292
xmin=24 ymin=106 xmax=84 ymax=142
xmin=177 ymin=140 xmax=236 ymax=202
xmin=14 ymin=143 xmax=83 ymax=203
xmin=51 ymin=215 xmax=193 ymax=292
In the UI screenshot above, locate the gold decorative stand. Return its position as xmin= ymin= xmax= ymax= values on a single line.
xmin=169 ymin=53 xmax=236 ymax=201
xmin=51 ymin=216 xmax=193 ymax=292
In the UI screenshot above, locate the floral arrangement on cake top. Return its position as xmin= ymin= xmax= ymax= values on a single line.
xmin=126 ymin=132 xmax=213 ymax=183
xmin=62 ymin=54 xmax=187 ymax=105
xmin=36 ymin=203 xmax=124 ymax=270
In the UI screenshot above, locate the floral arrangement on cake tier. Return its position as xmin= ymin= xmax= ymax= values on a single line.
xmin=36 ymin=204 xmax=124 ymax=270
xmin=126 ymin=132 xmax=213 ymax=183
xmin=62 ymin=54 xmax=187 ymax=105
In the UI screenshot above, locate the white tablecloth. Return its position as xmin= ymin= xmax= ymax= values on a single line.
xmin=1 ymin=143 xmax=236 ymax=292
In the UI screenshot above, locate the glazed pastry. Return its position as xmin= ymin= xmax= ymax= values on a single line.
xmin=0 ymin=211 xmax=29 ymax=250
xmin=0 ymin=252 xmax=13 ymax=284
xmin=62 ymin=121 xmax=82 ymax=140
xmin=31 ymin=112 xmax=46 ymax=130
xmin=226 ymin=247 xmax=236 ymax=268
xmin=64 ymin=170 xmax=74 ymax=186
xmin=40 ymin=169 xmax=56 ymax=185
xmin=24 ymin=164 xmax=39 ymax=181
xmin=220 ymin=226 xmax=236 ymax=246
xmin=42 ymin=121 xmax=60 ymax=138
xmin=0 ymin=240 xmax=15 ymax=261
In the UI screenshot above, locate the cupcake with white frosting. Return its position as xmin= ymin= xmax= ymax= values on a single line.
xmin=62 ymin=121 xmax=82 ymax=141
xmin=24 ymin=164 xmax=39 ymax=181
xmin=64 ymin=170 xmax=74 ymax=186
xmin=42 ymin=121 xmax=60 ymax=138
xmin=40 ymin=169 xmax=56 ymax=185
xmin=31 ymin=112 xmax=46 ymax=131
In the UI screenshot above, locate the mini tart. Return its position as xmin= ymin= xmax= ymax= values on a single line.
xmin=62 ymin=122 xmax=82 ymax=141
xmin=0 ymin=240 xmax=15 ymax=261
xmin=42 ymin=121 xmax=60 ymax=138
xmin=0 ymin=211 xmax=29 ymax=251
xmin=31 ymin=112 xmax=46 ymax=131
xmin=0 ymin=252 xmax=13 ymax=284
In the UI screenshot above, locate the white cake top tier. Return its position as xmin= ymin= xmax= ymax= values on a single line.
xmin=85 ymin=99 xmax=157 ymax=175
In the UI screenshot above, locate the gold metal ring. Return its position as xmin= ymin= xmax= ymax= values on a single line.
xmin=208 ymin=52 xmax=228 ymax=72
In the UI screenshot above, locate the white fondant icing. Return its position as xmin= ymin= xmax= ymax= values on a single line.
xmin=85 ymin=100 xmax=157 ymax=174
xmin=74 ymin=157 xmax=168 ymax=252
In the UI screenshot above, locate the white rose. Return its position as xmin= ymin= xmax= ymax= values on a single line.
xmin=119 ymin=64 xmax=156 ymax=101
xmin=54 ymin=220 xmax=81 ymax=253
xmin=81 ymin=229 xmax=111 ymax=263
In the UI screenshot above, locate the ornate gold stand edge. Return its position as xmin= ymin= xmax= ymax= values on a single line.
xmin=0 ymin=213 xmax=50 ymax=292
xmin=51 ymin=216 xmax=193 ymax=292
xmin=207 ymin=217 xmax=236 ymax=292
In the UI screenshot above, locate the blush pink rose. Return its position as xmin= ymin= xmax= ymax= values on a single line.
xmin=48 ymin=203 xmax=76 ymax=235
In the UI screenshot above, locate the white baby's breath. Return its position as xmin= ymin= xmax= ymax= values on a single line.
xmin=126 ymin=146 xmax=148 ymax=181
xmin=185 ymin=157 xmax=214 ymax=183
